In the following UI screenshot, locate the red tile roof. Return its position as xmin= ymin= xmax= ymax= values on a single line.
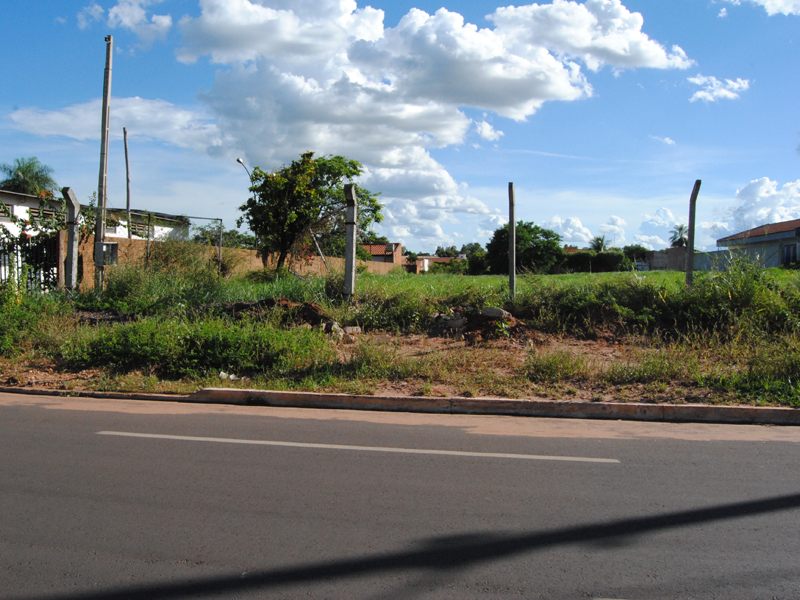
xmin=717 ymin=219 xmax=800 ymax=244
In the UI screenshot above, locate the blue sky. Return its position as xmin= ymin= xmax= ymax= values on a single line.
xmin=2 ymin=0 xmax=798 ymax=252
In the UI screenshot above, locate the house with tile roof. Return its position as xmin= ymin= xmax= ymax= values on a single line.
xmin=716 ymin=218 xmax=800 ymax=267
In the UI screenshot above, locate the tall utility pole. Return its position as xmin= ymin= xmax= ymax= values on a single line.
xmin=95 ymin=35 xmax=113 ymax=291
xmin=508 ymin=182 xmax=516 ymax=300
xmin=124 ymin=126 xmax=131 ymax=239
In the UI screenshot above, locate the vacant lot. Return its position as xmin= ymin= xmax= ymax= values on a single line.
xmin=2 ymin=243 xmax=799 ymax=407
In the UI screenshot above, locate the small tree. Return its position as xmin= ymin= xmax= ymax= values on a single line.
xmin=237 ymin=152 xmax=382 ymax=270
xmin=670 ymin=224 xmax=688 ymax=248
xmin=623 ymin=244 xmax=649 ymax=262
xmin=589 ymin=235 xmax=607 ymax=252
xmin=485 ymin=221 xmax=562 ymax=274
xmin=192 ymin=223 xmax=256 ymax=249
xmin=460 ymin=242 xmax=483 ymax=258
xmin=0 ymin=157 xmax=58 ymax=196
xmin=435 ymin=245 xmax=459 ymax=258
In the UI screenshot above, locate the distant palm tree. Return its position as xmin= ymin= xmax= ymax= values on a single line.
xmin=669 ymin=224 xmax=688 ymax=248
xmin=0 ymin=157 xmax=57 ymax=196
xmin=589 ymin=235 xmax=607 ymax=252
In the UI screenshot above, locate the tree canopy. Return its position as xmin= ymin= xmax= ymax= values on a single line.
xmin=435 ymin=245 xmax=459 ymax=258
xmin=0 ymin=157 xmax=58 ymax=196
xmin=192 ymin=223 xmax=256 ymax=249
xmin=623 ymin=244 xmax=649 ymax=262
xmin=670 ymin=224 xmax=688 ymax=248
xmin=237 ymin=152 xmax=382 ymax=270
xmin=485 ymin=221 xmax=562 ymax=274
xmin=589 ymin=235 xmax=607 ymax=252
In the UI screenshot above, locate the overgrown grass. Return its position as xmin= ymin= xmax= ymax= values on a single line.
xmin=5 ymin=242 xmax=800 ymax=405
xmin=57 ymin=316 xmax=336 ymax=379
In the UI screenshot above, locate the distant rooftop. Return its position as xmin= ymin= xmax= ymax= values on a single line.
xmin=717 ymin=219 xmax=800 ymax=244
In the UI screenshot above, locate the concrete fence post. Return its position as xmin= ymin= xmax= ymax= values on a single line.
xmin=686 ymin=179 xmax=701 ymax=287
xmin=343 ymin=184 xmax=358 ymax=300
xmin=508 ymin=182 xmax=516 ymax=300
xmin=62 ymin=187 xmax=81 ymax=290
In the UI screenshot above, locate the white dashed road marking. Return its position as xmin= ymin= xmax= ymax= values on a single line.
xmin=97 ymin=431 xmax=620 ymax=464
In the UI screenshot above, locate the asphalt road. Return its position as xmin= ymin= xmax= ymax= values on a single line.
xmin=2 ymin=392 xmax=800 ymax=600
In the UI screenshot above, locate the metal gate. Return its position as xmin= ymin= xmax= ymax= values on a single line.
xmin=0 ymin=236 xmax=59 ymax=291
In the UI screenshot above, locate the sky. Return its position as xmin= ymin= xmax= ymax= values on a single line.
xmin=1 ymin=0 xmax=799 ymax=253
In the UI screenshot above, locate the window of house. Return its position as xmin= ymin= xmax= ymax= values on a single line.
xmin=784 ymin=244 xmax=797 ymax=265
xmin=0 ymin=203 xmax=11 ymax=222
xmin=30 ymin=207 xmax=66 ymax=224
xmin=129 ymin=222 xmax=152 ymax=238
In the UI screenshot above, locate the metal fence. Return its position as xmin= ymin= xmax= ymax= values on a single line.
xmin=0 ymin=236 xmax=59 ymax=291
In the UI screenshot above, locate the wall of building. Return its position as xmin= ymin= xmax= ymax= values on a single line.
xmin=63 ymin=235 xmax=399 ymax=290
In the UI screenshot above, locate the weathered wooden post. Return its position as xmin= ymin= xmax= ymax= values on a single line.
xmin=217 ymin=218 xmax=223 ymax=276
xmin=508 ymin=182 xmax=516 ymax=300
xmin=145 ymin=212 xmax=152 ymax=268
xmin=686 ymin=179 xmax=701 ymax=287
xmin=343 ymin=183 xmax=358 ymax=300
xmin=94 ymin=34 xmax=113 ymax=291
xmin=62 ymin=187 xmax=81 ymax=290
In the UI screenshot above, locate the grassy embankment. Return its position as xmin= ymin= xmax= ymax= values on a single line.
xmin=1 ymin=241 xmax=800 ymax=406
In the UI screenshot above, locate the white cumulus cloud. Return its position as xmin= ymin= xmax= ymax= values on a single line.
xmin=544 ymin=215 xmax=594 ymax=244
xmin=598 ymin=215 xmax=627 ymax=245
xmin=108 ymin=0 xmax=172 ymax=46
xmin=23 ymin=0 xmax=697 ymax=250
xmin=723 ymin=0 xmax=800 ymax=16
xmin=77 ymin=2 xmax=104 ymax=29
xmin=729 ymin=177 xmax=800 ymax=231
xmin=8 ymin=97 xmax=227 ymax=152
xmin=475 ymin=121 xmax=504 ymax=142
xmin=488 ymin=0 xmax=693 ymax=73
xmin=688 ymin=74 xmax=750 ymax=102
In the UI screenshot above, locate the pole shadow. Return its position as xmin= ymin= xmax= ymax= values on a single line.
xmin=14 ymin=492 xmax=800 ymax=600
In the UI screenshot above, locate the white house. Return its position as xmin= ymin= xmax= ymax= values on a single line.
xmin=0 ymin=189 xmax=190 ymax=240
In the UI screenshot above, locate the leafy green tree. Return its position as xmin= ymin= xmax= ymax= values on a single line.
xmin=485 ymin=221 xmax=562 ymax=274
xmin=238 ymin=152 xmax=382 ymax=270
xmin=460 ymin=242 xmax=483 ymax=258
xmin=0 ymin=157 xmax=57 ymax=196
xmin=467 ymin=248 xmax=487 ymax=274
xmin=435 ymin=245 xmax=459 ymax=258
xmin=623 ymin=244 xmax=649 ymax=262
xmin=361 ymin=230 xmax=390 ymax=245
xmin=670 ymin=224 xmax=688 ymax=248
xmin=589 ymin=235 xmax=607 ymax=252
xmin=192 ymin=223 xmax=256 ymax=249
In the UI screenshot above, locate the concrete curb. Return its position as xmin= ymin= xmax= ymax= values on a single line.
xmin=2 ymin=385 xmax=799 ymax=426
xmin=188 ymin=388 xmax=800 ymax=426
xmin=0 ymin=386 xmax=190 ymax=403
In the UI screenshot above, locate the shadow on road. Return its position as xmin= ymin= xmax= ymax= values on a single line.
xmin=16 ymin=492 xmax=800 ymax=600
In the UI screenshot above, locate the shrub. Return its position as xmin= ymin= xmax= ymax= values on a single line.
xmin=58 ymin=317 xmax=335 ymax=378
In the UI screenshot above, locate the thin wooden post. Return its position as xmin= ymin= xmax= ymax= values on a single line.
xmin=145 ymin=212 xmax=152 ymax=268
xmin=686 ymin=179 xmax=701 ymax=287
xmin=343 ymin=184 xmax=358 ymax=300
xmin=310 ymin=230 xmax=330 ymax=274
xmin=124 ymin=126 xmax=132 ymax=239
xmin=217 ymin=219 xmax=223 ymax=276
xmin=95 ymin=34 xmax=113 ymax=291
xmin=508 ymin=182 xmax=516 ymax=300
